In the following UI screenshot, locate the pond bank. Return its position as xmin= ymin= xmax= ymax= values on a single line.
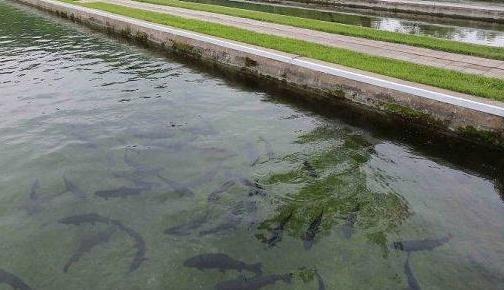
xmin=14 ymin=0 xmax=504 ymax=148
xmin=260 ymin=0 xmax=504 ymax=23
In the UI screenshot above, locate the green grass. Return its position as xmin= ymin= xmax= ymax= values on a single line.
xmin=80 ymin=2 xmax=504 ymax=101
xmin=128 ymin=0 xmax=504 ymax=60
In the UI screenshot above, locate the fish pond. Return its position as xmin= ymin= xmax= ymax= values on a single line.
xmin=179 ymin=0 xmax=504 ymax=47
xmin=0 ymin=1 xmax=503 ymax=289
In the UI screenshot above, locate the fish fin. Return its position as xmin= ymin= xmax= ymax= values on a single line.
xmin=251 ymin=263 xmax=263 ymax=276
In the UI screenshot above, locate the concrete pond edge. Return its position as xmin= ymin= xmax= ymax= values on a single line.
xmin=13 ymin=0 xmax=504 ymax=148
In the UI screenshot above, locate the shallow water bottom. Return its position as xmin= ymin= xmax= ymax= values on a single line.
xmin=0 ymin=1 xmax=503 ymax=289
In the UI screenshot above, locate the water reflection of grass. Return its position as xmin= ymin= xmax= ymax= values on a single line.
xmin=79 ymin=2 xmax=504 ymax=101
xmin=131 ymin=0 xmax=504 ymax=60
xmin=258 ymin=126 xmax=411 ymax=253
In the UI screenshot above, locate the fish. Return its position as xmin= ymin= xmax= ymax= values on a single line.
xmin=63 ymin=176 xmax=87 ymax=199
xmin=199 ymin=222 xmax=237 ymax=236
xmin=164 ymin=212 xmax=209 ymax=236
xmin=29 ymin=179 xmax=40 ymax=200
xmin=183 ymin=253 xmax=262 ymax=275
xmin=115 ymin=223 xmax=148 ymax=272
xmin=59 ymin=213 xmax=147 ymax=272
xmin=303 ymin=161 xmax=318 ymax=178
xmin=0 ymin=269 xmax=33 ymax=290
xmin=392 ymin=234 xmax=452 ymax=252
xmin=59 ymin=213 xmax=113 ymax=226
xmin=404 ymin=254 xmax=421 ymax=290
xmin=215 ymin=273 xmax=292 ymax=290
xmin=123 ymin=151 xmax=163 ymax=178
xmin=244 ymin=142 xmax=261 ymax=166
xmin=63 ymin=228 xmax=115 ymax=272
xmin=239 ymin=178 xmax=266 ymax=197
xmin=341 ymin=212 xmax=357 ymax=239
xmin=261 ymin=211 xmax=293 ymax=247
xmin=302 ymin=211 xmax=323 ymax=250
xmin=208 ymin=180 xmax=236 ymax=202
xmin=259 ymin=136 xmax=274 ymax=161
xmin=157 ymin=174 xmax=195 ymax=197
xmin=315 ymin=271 xmax=326 ymax=290
xmin=95 ymin=186 xmax=145 ymax=199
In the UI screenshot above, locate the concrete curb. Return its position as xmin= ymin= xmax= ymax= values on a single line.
xmin=13 ymin=0 xmax=504 ymax=146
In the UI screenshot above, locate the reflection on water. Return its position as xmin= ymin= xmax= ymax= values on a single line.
xmin=181 ymin=0 xmax=504 ymax=46
xmin=0 ymin=1 xmax=503 ymax=289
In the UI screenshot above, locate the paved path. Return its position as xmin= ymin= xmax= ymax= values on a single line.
xmin=94 ymin=0 xmax=504 ymax=79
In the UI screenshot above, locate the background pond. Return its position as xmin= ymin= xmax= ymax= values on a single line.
xmin=0 ymin=1 xmax=503 ymax=289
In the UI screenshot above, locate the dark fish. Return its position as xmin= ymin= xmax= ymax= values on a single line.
xmin=261 ymin=211 xmax=293 ymax=247
xmin=29 ymin=179 xmax=40 ymax=200
xmin=208 ymin=180 xmax=236 ymax=202
xmin=183 ymin=253 xmax=262 ymax=275
xmin=215 ymin=273 xmax=292 ymax=290
xmin=392 ymin=234 xmax=452 ymax=252
xmin=59 ymin=213 xmax=147 ymax=272
xmin=95 ymin=186 xmax=145 ymax=199
xmin=315 ymin=271 xmax=326 ymax=290
xmin=157 ymin=174 xmax=195 ymax=197
xmin=115 ymin=223 xmax=148 ymax=272
xmin=63 ymin=176 xmax=87 ymax=199
xmin=341 ymin=212 xmax=357 ymax=239
xmin=59 ymin=213 xmax=112 ymax=226
xmin=302 ymin=211 xmax=323 ymax=250
xmin=244 ymin=142 xmax=261 ymax=166
xmin=239 ymin=178 xmax=266 ymax=197
xmin=63 ymin=228 xmax=115 ymax=272
xmin=164 ymin=212 xmax=209 ymax=236
xmin=199 ymin=222 xmax=237 ymax=236
xmin=259 ymin=136 xmax=274 ymax=161
xmin=123 ymin=151 xmax=163 ymax=177
xmin=303 ymin=161 xmax=318 ymax=178
xmin=0 ymin=269 xmax=33 ymax=290
xmin=404 ymin=254 xmax=421 ymax=290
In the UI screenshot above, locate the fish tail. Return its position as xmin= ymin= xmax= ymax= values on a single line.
xmin=250 ymin=263 xmax=263 ymax=275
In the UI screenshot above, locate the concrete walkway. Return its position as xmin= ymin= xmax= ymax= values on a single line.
xmin=94 ymin=0 xmax=504 ymax=79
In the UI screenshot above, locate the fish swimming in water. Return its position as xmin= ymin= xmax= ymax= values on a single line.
xmin=259 ymin=211 xmax=293 ymax=247
xmin=302 ymin=211 xmax=323 ymax=250
xmin=164 ymin=211 xmax=209 ymax=236
xmin=0 ymin=269 xmax=33 ymax=290
xmin=208 ymin=180 xmax=236 ymax=202
xmin=183 ymin=253 xmax=262 ymax=275
xmin=303 ymin=161 xmax=318 ymax=178
xmin=95 ymin=186 xmax=146 ymax=199
xmin=341 ymin=212 xmax=357 ymax=239
xmin=239 ymin=178 xmax=266 ymax=197
xmin=115 ymin=223 xmax=148 ymax=272
xmin=215 ymin=273 xmax=292 ymax=290
xmin=157 ymin=174 xmax=195 ymax=197
xmin=22 ymin=179 xmax=43 ymax=215
xmin=315 ymin=271 xmax=326 ymax=290
xmin=59 ymin=213 xmax=147 ymax=272
xmin=392 ymin=234 xmax=452 ymax=252
xmin=259 ymin=136 xmax=274 ymax=161
xmin=63 ymin=176 xmax=87 ymax=199
xmin=63 ymin=228 xmax=116 ymax=272
xmin=404 ymin=254 xmax=421 ymax=290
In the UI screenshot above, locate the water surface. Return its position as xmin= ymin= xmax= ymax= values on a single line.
xmin=0 ymin=1 xmax=503 ymax=289
xmin=180 ymin=0 xmax=504 ymax=46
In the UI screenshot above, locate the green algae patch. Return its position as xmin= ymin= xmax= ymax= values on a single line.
xmin=133 ymin=0 xmax=504 ymax=61
xmin=79 ymin=2 xmax=504 ymax=102
xmin=458 ymin=126 xmax=504 ymax=148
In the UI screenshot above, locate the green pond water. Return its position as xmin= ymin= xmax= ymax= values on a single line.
xmin=180 ymin=0 xmax=504 ymax=46
xmin=0 ymin=1 xmax=503 ymax=289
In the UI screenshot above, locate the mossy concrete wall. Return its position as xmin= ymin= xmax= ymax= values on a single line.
xmin=14 ymin=0 xmax=504 ymax=148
